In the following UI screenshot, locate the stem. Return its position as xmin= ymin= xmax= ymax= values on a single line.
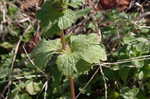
xmin=69 ymin=77 xmax=76 ymax=99
xmin=60 ymin=30 xmax=76 ymax=99
xmin=60 ymin=30 xmax=66 ymax=50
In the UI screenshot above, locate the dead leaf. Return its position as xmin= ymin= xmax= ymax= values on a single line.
xmin=20 ymin=0 xmax=43 ymax=11
xmin=99 ymin=0 xmax=131 ymax=11
xmin=19 ymin=32 xmax=41 ymax=53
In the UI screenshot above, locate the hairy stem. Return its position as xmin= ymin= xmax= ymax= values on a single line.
xmin=69 ymin=77 xmax=76 ymax=99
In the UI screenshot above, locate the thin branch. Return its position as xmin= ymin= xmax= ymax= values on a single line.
xmin=18 ymin=17 xmax=30 ymax=23
xmin=43 ymin=81 xmax=48 ymax=99
xmin=0 ymin=75 xmax=44 ymax=84
xmin=36 ymin=81 xmax=48 ymax=99
xmin=44 ymin=81 xmax=48 ymax=99
xmin=101 ymin=55 xmax=150 ymax=66
xmin=138 ymin=26 xmax=150 ymax=29
xmin=76 ymin=66 xmax=99 ymax=98
xmin=99 ymin=64 xmax=108 ymax=99
xmin=11 ymin=38 xmax=22 ymax=73
xmin=137 ymin=11 xmax=150 ymax=20
xmin=2 ymin=2 xmax=6 ymax=23
xmin=15 ymin=74 xmax=43 ymax=80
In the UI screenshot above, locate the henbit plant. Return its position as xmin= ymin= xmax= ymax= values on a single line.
xmin=32 ymin=0 xmax=107 ymax=98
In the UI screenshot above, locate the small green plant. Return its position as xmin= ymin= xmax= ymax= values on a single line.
xmin=33 ymin=0 xmax=107 ymax=98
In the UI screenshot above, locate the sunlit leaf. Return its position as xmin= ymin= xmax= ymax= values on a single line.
xmin=120 ymin=87 xmax=139 ymax=99
xmin=56 ymin=52 xmax=79 ymax=76
xmin=58 ymin=9 xmax=76 ymax=30
xmin=25 ymin=81 xmax=42 ymax=95
xmin=70 ymin=34 xmax=107 ymax=63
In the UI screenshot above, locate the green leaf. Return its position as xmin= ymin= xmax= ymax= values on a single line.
xmin=37 ymin=0 xmax=64 ymax=37
xmin=0 ymin=54 xmax=13 ymax=79
xmin=25 ymin=81 xmax=42 ymax=95
xmin=70 ymin=34 xmax=107 ymax=63
xmin=58 ymin=8 xmax=90 ymax=30
xmin=56 ymin=52 xmax=79 ymax=76
xmin=37 ymin=0 xmax=64 ymax=25
xmin=42 ymin=23 xmax=60 ymax=38
xmin=86 ymin=22 xmax=96 ymax=31
xmin=119 ymin=67 xmax=130 ymax=83
xmin=80 ymin=45 xmax=107 ymax=63
xmin=20 ymin=94 xmax=32 ymax=99
xmin=31 ymin=39 xmax=61 ymax=69
xmin=138 ymin=71 xmax=144 ymax=80
xmin=0 ymin=67 xmax=9 ymax=79
xmin=12 ymin=93 xmax=32 ymax=99
xmin=8 ymin=4 xmax=18 ymax=16
xmin=120 ymin=87 xmax=139 ymax=99
xmin=68 ymin=0 xmax=84 ymax=8
xmin=32 ymin=39 xmax=61 ymax=55
xmin=142 ymin=65 xmax=150 ymax=78
xmin=56 ymin=34 xmax=107 ymax=76
xmin=32 ymin=52 xmax=54 ymax=69
xmin=58 ymin=9 xmax=76 ymax=30
xmin=76 ymin=59 xmax=91 ymax=74
xmin=111 ymin=91 xmax=120 ymax=99
xmin=75 ymin=8 xmax=91 ymax=18
xmin=70 ymin=33 xmax=101 ymax=46
xmin=56 ymin=48 xmax=101 ymax=76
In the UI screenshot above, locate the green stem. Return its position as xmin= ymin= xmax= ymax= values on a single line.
xmin=69 ymin=77 xmax=76 ymax=99
xmin=60 ymin=30 xmax=76 ymax=99
xmin=60 ymin=30 xmax=66 ymax=50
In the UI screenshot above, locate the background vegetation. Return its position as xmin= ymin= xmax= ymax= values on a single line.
xmin=0 ymin=0 xmax=150 ymax=99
